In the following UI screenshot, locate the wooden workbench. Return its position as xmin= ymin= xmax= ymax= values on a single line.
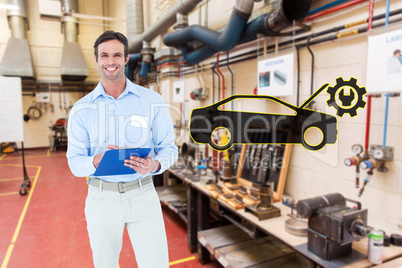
xmin=163 ymin=168 xmax=402 ymax=267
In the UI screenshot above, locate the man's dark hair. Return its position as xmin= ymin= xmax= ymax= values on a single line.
xmin=93 ymin=31 xmax=129 ymax=60
xmin=394 ymin=49 xmax=401 ymax=56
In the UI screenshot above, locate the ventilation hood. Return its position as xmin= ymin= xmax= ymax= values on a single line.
xmin=0 ymin=0 xmax=35 ymax=79
xmin=60 ymin=42 xmax=89 ymax=81
xmin=60 ymin=0 xmax=88 ymax=81
xmin=0 ymin=38 xmax=35 ymax=78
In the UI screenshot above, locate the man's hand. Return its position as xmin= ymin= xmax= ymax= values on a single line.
xmin=93 ymin=145 xmax=119 ymax=168
xmin=124 ymin=154 xmax=161 ymax=175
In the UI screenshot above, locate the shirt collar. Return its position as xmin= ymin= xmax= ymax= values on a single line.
xmin=91 ymin=78 xmax=140 ymax=102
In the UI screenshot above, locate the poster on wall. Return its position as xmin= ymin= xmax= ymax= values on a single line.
xmin=0 ymin=77 xmax=24 ymax=142
xmin=173 ymin=80 xmax=185 ymax=103
xmin=366 ymin=28 xmax=402 ymax=93
xmin=257 ymin=51 xmax=295 ymax=97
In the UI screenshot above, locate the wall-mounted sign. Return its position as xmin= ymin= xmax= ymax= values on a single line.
xmin=0 ymin=77 xmax=24 ymax=142
xmin=257 ymin=51 xmax=295 ymax=97
xmin=173 ymin=80 xmax=185 ymax=103
xmin=366 ymin=27 xmax=402 ymax=93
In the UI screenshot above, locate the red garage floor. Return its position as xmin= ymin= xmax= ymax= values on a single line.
xmin=0 ymin=148 xmax=221 ymax=268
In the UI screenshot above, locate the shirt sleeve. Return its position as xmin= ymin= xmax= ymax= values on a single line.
xmin=151 ymin=101 xmax=178 ymax=175
xmin=66 ymin=103 xmax=97 ymax=177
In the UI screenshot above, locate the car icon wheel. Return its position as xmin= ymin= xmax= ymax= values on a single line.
xmin=302 ymin=126 xmax=327 ymax=151
xmin=209 ymin=127 xmax=233 ymax=151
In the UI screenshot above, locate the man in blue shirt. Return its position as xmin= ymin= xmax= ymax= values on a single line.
xmin=66 ymin=31 xmax=178 ymax=268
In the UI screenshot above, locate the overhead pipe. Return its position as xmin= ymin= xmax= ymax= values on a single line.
xmin=303 ymin=0 xmax=366 ymax=22
xmin=61 ymin=0 xmax=78 ymax=42
xmin=163 ymin=0 xmax=255 ymax=64
xmin=238 ymin=0 xmax=312 ymax=44
xmin=308 ymin=0 xmax=349 ymax=15
xmin=166 ymin=4 xmax=401 ymax=75
xmin=7 ymin=0 xmax=28 ymax=39
xmin=126 ymin=53 xmax=141 ymax=81
xmin=277 ymin=8 xmax=402 ymax=51
xmin=129 ymin=0 xmax=204 ymax=54
xmin=171 ymin=0 xmax=312 ymax=65
xmin=139 ymin=41 xmax=154 ymax=78
xmin=140 ymin=61 xmax=151 ymax=78
xmin=164 ymin=0 xmax=254 ymax=51
xmin=174 ymin=15 xmax=402 ymax=81
xmin=126 ymin=0 xmax=144 ymax=80
xmin=167 ymin=10 xmax=402 ymax=81
xmin=126 ymin=0 xmax=144 ymax=42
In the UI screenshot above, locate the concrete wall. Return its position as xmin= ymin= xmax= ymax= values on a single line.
xmin=1 ymin=0 xmax=401 ymax=234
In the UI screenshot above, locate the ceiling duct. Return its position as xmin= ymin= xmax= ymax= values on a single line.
xmin=0 ymin=0 xmax=35 ymax=79
xmin=60 ymin=0 xmax=88 ymax=81
xmin=126 ymin=0 xmax=144 ymax=42
xmin=129 ymin=0 xmax=204 ymax=54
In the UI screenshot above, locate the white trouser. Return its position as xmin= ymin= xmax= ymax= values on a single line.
xmin=84 ymin=179 xmax=168 ymax=268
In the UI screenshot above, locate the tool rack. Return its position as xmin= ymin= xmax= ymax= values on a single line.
xmin=157 ymin=144 xmax=402 ymax=267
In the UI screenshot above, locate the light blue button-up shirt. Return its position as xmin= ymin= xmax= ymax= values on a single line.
xmin=66 ymin=78 xmax=178 ymax=182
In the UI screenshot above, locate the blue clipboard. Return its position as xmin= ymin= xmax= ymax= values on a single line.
xmin=94 ymin=148 xmax=152 ymax=176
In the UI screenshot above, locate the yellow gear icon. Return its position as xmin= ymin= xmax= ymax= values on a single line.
xmin=327 ymin=77 xmax=367 ymax=117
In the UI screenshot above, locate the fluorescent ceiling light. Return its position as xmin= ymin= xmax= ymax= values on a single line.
xmin=0 ymin=4 xmax=20 ymax=10
xmin=72 ymin=13 xmax=123 ymax=22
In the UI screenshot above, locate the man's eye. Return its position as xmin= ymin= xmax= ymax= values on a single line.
xmin=101 ymin=55 xmax=107 ymax=58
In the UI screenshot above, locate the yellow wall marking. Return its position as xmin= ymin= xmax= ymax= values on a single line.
xmin=1 ymin=166 xmax=41 ymax=268
xmin=169 ymin=256 xmax=196 ymax=266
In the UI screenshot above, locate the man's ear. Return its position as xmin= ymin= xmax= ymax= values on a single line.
xmin=125 ymin=54 xmax=130 ymax=65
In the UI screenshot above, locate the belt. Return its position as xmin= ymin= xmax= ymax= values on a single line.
xmin=88 ymin=176 xmax=152 ymax=193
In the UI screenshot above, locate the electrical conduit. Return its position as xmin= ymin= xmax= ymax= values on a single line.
xmin=364 ymin=95 xmax=372 ymax=154
xmin=368 ymin=0 xmax=374 ymax=30
xmin=383 ymin=93 xmax=390 ymax=150
xmin=385 ymin=0 xmax=390 ymax=25
xmin=227 ymin=51 xmax=234 ymax=110
xmin=216 ymin=52 xmax=225 ymax=109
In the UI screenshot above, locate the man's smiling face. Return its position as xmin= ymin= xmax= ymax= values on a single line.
xmin=95 ymin=39 xmax=129 ymax=81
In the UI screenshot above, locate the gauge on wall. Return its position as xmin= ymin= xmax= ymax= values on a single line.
xmin=373 ymin=148 xmax=386 ymax=159
xmin=352 ymin=144 xmax=363 ymax=155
